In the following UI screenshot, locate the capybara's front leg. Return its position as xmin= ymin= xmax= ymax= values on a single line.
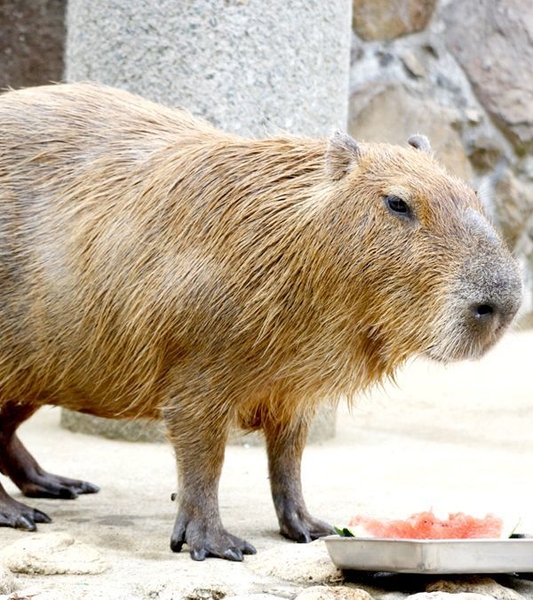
xmin=264 ymin=413 xmax=334 ymax=543
xmin=166 ymin=408 xmax=256 ymax=561
xmin=0 ymin=401 xmax=99 ymax=500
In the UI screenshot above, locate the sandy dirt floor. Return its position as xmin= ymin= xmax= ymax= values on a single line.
xmin=1 ymin=328 xmax=533 ymax=599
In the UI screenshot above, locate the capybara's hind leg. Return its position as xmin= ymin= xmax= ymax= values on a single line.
xmin=166 ymin=407 xmax=256 ymax=561
xmin=0 ymin=401 xmax=99 ymax=500
xmin=264 ymin=412 xmax=334 ymax=542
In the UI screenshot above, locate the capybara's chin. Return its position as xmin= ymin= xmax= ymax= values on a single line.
xmin=0 ymin=82 xmax=523 ymax=561
xmin=425 ymin=331 xmax=508 ymax=364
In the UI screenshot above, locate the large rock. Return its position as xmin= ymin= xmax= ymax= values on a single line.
xmin=492 ymin=169 xmax=533 ymax=253
xmin=0 ymin=563 xmax=16 ymax=594
xmin=352 ymin=0 xmax=436 ymax=41
xmin=441 ymin=0 xmax=533 ymax=152
xmin=349 ymin=84 xmax=474 ymax=182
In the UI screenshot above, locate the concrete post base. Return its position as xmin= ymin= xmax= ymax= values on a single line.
xmin=60 ymin=406 xmax=336 ymax=445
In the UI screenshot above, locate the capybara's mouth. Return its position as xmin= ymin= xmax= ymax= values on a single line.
xmin=423 ymin=344 xmax=476 ymax=364
xmin=424 ymin=323 xmax=509 ymax=363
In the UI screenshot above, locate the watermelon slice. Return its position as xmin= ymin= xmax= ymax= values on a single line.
xmin=337 ymin=510 xmax=516 ymax=540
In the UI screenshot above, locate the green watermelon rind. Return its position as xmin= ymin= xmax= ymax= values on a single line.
xmin=333 ymin=526 xmax=356 ymax=537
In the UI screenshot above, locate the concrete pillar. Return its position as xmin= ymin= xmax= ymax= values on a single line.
xmin=62 ymin=0 xmax=352 ymax=443
xmin=65 ymin=1 xmax=351 ymax=136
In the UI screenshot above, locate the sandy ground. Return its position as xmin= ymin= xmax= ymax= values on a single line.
xmin=2 ymin=327 xmax=533 ymax=598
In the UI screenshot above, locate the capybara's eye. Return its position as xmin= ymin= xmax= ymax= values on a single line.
xmin=384 ymin=195 xmax=410 ymax=218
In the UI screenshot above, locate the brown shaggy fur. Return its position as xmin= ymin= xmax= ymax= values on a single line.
xmin=0 ymin=82 xmax=522 ymax=560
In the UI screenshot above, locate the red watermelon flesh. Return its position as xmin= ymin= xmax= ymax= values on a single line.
xmin=347 ymin=510 xmax=504 ymax=539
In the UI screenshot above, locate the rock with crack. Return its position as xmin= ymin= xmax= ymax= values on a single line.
xmin=407 ymin=592 xmax=495 ymax=600
xmin=426 ymin=577 xmax=525 ymax=600
xmin=295 ymin=584 xmax=374 ymax=600
xmin=0 ymin=532 xmax=109 ymax=575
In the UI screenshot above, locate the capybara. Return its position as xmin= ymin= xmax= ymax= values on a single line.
xmin=0 ymin=82 xmax=522 ymax=561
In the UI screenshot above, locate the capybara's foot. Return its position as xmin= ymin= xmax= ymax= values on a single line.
xmin=170 ymin=512 xmax=256 ymax=561
xmin=19 ymin=470 xmax=100 ymax=499
xmin=278 ymin=505 xmax=334 ymax=543
xmin=0 ymin=432 xmax=100 ymax=499
xmin=0 ymin=489 xmax=51 ymax=531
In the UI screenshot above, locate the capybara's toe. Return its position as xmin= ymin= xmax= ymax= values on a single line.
xmin=222 ymin=547 xmax=244 ymax=562
xmin=280 ymin=511 xmax=334 ymax=543
xmin=81 ymin=481 xmax=100 ymax=494
xmin=33 ymin=508 xmax=52 ymax=524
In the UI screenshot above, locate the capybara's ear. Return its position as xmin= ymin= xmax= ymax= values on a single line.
xmin=325 ymin=131 xmax=362 ymax=181
xmin=407 ymin=134 xmax=431 ymax=153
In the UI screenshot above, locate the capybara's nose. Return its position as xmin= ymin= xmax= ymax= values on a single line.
xmin=469 ymin=293 xmax=520 ymax=333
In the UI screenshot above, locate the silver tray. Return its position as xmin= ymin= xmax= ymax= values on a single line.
xmin=324 ymin=535 xmax=533 ymax=574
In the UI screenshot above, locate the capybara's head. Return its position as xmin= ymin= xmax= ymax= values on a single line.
xmin=322 ymin=132 xmax=522 ymax=374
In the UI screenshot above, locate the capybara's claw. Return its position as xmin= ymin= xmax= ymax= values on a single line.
xmin=33 ymin=508 xmax=53 ymax=524
xmin=222 ymin=547 xmax=243 ymax=562
xmin=291 ymin=530 xmax=311 ymax=544
xmin=170 ymin=534 xmax=185 ymax=554
xmin=79 ymin=481 xmax=100 ymax=494
xmin=189 ymin=543 xmax=246 ymax=562
xmin=237 ymin=538 xmax=257 ymax=555
xmin=190 ymin=547 xmax=207 ymax=561
xmin=16 ymin=515 xmax=36 ymax=531
xmin=226 ymin=531 xmax=256 ymax=555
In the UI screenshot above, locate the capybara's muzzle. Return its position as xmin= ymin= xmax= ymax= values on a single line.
xmin=429 ymin=215 xmax=523 ymax=362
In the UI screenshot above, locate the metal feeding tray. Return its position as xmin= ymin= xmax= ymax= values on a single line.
xmin=324 ymin=535 xmax=533 ymax=574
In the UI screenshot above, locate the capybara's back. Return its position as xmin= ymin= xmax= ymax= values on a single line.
xmin=0 ymin=82 xmax=522 ymax=560
xmin=0 ymin=83 xmax=224 ymax=417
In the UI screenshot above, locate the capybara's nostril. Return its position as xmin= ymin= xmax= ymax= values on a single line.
xmin=471 ymin=303 xmax=495 ymax=321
